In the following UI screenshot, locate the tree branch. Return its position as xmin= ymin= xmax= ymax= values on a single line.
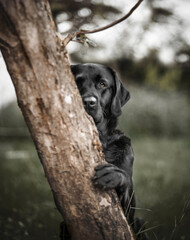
xmin=63 ymin=0 xmax=144 ymax=46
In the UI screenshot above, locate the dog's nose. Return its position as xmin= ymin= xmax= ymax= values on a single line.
xmin=83 ymin=96 xmax=97 ymax=108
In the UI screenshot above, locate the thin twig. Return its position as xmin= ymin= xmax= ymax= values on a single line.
xmin=62 ymin=0 xmax=144 ymax=46
xmin=153 ymin=231 xmax=159 ymax=240
xmin=130 ymin=206 xmax=152 ymax=212
xmin=125 ymin=190 xmax=135 ymax=217
xmin=136 ymin=225 xmax=160 ymax=235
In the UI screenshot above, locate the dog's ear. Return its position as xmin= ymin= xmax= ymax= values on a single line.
xmin=109 ymin=68 xmax=130 ymax=117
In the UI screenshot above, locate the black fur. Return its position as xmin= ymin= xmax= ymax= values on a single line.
xmin=69 ymin=63 xmax=147 ymax=240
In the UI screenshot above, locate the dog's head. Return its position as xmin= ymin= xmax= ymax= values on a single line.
xmin=71 ymin=63 xmax=130 ymax=124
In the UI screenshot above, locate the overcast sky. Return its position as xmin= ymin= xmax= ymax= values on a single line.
xmin=0 ymin=0 xmax=190 ymax=107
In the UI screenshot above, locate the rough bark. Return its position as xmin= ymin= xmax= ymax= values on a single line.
xmin=0 ymin=1 xmax=134 ymax=239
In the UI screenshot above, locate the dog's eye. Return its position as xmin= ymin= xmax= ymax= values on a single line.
xmin=98 ymin=82 xmax=105 ymax=88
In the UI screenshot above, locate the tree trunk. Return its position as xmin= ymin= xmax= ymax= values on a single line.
xmin=0 ymin=1 xmax=134 ymax=239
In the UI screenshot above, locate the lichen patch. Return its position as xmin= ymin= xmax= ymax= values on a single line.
xmin=99 ymin=197 xmax=111 ymax=207
xmin=65 ymin=95 xmax=72 ymax=104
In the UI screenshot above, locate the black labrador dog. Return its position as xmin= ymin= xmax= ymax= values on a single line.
xmin=70 ymin=63 xmax=147 ymax=240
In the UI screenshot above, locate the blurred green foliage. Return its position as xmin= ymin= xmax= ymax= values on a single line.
xmin=110 ymin=49 xmax=190 ymax=94
xmin=144 ymin=63 xmax=181 ymax=91
xmin=119 ymin=85 xmax=190 ymax=137
xmin=0 ymin=101 xmax=27 ymax=128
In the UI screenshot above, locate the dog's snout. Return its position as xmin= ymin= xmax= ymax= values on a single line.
xmin=83 ymin=96 xmax=97 ymax=108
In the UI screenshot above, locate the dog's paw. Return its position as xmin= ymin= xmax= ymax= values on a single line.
xmin=92 ymin=163 xmax=128 ymax=189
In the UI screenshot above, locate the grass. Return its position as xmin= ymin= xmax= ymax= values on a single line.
xmin=0 ymin=136 xmax=189 ymax=239
xmin=0 ymin=139 xmax=62 ymax=240
xmin=132 ymin=136 xmax=190 ymax=239
xmin=117 ymin=86 xmax=190 ymax=239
